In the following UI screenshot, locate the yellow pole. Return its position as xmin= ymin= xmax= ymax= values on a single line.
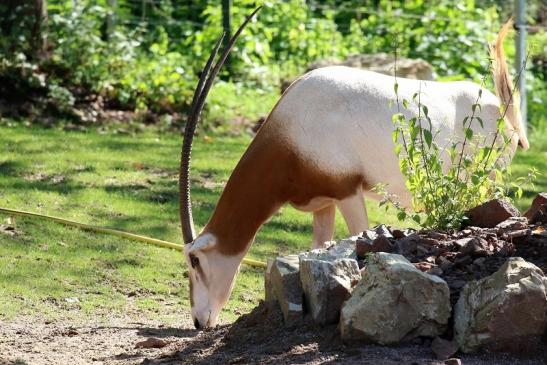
xmin=0 ymin=207 xmax=267 ymax=269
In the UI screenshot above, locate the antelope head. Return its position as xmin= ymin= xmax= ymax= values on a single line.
xmin=179 ymin=7 xmax=261 ymax=329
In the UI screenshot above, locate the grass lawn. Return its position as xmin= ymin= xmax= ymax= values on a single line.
xmin=0 ymin=123 xmax=545 ymax=324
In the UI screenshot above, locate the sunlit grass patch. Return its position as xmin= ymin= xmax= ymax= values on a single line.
xmin=0 ymin=124 xmax=544 ymax=323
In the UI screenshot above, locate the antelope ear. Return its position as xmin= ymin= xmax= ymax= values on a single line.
xmin=185 ymin=233 xmax=217 ymax=254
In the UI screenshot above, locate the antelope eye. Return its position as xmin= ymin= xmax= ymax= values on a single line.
xmin=189 ymin=255 xmax=200 ymax=268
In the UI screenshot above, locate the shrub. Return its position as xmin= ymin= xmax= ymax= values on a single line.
xmin=375 ymin=76 xmax=538 ymax=230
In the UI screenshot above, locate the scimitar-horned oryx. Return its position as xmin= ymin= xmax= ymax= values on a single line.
xmin=180 ymin=12 xmax=529 ymax=328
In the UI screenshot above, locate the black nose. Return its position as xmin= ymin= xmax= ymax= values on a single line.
xmin=194 ymin=318 xmax=201 ymax=329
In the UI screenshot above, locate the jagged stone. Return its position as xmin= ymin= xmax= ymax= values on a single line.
xmin=340 ymin=253 xmax=451 ymax=344
xmin=395 ymin=233 xmax=421 ymax=255
xmin=524 ymin=192 xmax=547 ymax=220
xmin=495 ymin=216 xmax=528 ymax=232
xmin=356 ymin=225 xmax=395 ymax=258
xmin=391 ymin=228 xmax=416 ymax=239
xmin=299 ymin=258 xmax=360 ymax=325
xmin=265 ymin=255 xmax=303 ymax=325
xmin=464 ymin=199 xmax=520 ymax=228
xmin=454 ymin=257 xmax=547 ymax=353
xmin=327 ymin=236 xmax=358 ymax=260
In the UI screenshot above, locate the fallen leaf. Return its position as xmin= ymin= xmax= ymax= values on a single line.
xmin=133 ymin=162 xmax=145 ymax=170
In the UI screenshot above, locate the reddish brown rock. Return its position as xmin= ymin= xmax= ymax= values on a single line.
xmin=524 ymin=192 xmax=547 ymax=220
xmin=396 ymin=233 xmax=420 ymax=255
xmin=391 ymin=228 xmax=416 ymax=239
xmin=464 ymin=199 xmax=520 ymax=228
xmin=453 ymin=237 xmax=489 ymax=257
xmin=355 ymin=226 xmax=394 ymax=258
xmin=135 ymin=337 xmax=169 ymax=349
xmin=529 ymin=204 xmax=547 ymax=224
xmin=495 ymin=216 xmax=528 ymax=232
xmin=356 ymin=236 xmax=393 ymax=258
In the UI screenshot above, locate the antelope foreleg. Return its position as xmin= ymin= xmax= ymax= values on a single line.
xmin=336 ymin=191 xmax=368 ymax=236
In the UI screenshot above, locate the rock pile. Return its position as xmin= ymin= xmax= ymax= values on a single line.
xmin=265 ymin=195 xmax=547 ymax=357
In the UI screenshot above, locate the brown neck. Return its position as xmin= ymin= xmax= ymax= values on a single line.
xmin=203 ymin=131 xmax=291 ymax=255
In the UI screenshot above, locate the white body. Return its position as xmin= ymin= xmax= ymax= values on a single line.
xmin=278 ymin=66 xmax=506 ymax=209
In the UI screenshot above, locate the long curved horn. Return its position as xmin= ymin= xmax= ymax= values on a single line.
xmin=179 ymin=6 xmax=262 ymax=244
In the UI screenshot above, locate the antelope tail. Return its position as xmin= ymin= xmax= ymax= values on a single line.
xmin=489 ymin=19 xmax=529 ymax=150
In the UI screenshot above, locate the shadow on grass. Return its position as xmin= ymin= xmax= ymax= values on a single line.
xmin=3 ymin=179 xmax=85 ymax=195
xmin=0 ymin=160 xmax=26 ymax=176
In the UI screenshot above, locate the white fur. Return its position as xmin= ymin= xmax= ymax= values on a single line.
xmin=186 ymin=233 xmax=217 ymax=254
xmin=273 ymin=67 xmax=517 ymax=208
xmin=311 ymin=204 xmax=335 ymax=249
xmin=186 ymin=233 xmax=247 ymax=327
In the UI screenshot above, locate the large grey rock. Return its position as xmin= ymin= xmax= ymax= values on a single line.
xmin=327 ymin=236 xmax=358 ymax=260
xmin=340 ymin=253 xmax=451 ymax=344
xmin=299 ymin=258 xmax=361 ymax=325
xmin=454 ymin=257 xmax=547 ymax=353
xmin=307 ymin=53 xmax=435 ymax=80
xmin=301 ymin=236 xmax=358 ymax=262
xmin=281 ymin=54 xmax=434 ymax=93
xmin=265 ymin=255 xmax=303 ymax=325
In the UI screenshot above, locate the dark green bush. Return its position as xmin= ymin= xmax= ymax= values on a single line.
xmin=0 ymin=0 xmax=544 ymax=130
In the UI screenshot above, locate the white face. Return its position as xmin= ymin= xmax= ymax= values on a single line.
xmin=184 ymin=233 xmax=243 ymax=329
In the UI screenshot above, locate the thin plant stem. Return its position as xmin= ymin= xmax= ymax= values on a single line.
xmin=393 ymin=36 xmax=412 ymax=167
xmin=455 ymin=76 xmax=487 ymax=180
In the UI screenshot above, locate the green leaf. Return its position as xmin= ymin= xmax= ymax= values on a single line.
xmin=397 ymin=211 xmax=407 ymax=221
xmin=496 ymin=118 xmax=504 ymax=131
xmin=471 ymin=175 xmax=479 ymax=185
xmin=394 ymin=82 xmax=399 ymax=94
xmin=392 ymin=113 xmax=403 ymax=124
xmin=402 ymin=99 xmax=409 ymax=109
xmin=472 ymin=103 xmax=481 ymax=113
xmin=476 ymin=117 xmax=484 ymax=128
xmin=392 ymin=130 xmax=399 ymax=143
xmin=422 ymin=105 xmax=429 ymax=117
xmin=465 ymin=128 xmax=473 ymax=140
xmin=423 ymin=129 xmax=433 ymax=148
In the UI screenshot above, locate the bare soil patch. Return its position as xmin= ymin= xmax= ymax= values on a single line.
xmin=1 ymin=209 xmax=545 ymax=364
xmin=1 ymin=303 xmax=545 ymax=365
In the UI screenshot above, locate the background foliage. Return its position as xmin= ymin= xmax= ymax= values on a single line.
xmin=0 ymin=0 xmax=545 ymax=130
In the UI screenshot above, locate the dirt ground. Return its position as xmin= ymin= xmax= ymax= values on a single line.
xmin=1 ymin=302 xmax=545 ymax=365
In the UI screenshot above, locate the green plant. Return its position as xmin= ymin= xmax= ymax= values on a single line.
xmin=375 ymin=72 xmax=538 ymax=230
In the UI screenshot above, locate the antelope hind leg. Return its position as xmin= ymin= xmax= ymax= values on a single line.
xmin=311 ymin=204 xmax=336 ymax=249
